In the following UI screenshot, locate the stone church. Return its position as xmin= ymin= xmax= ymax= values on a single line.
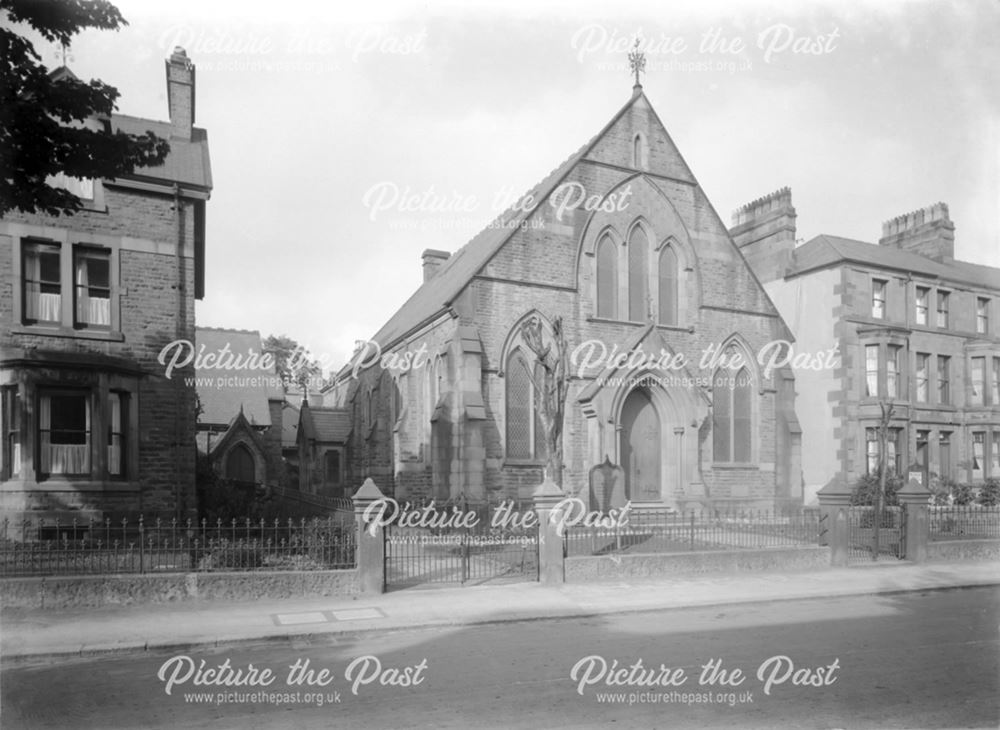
xmin=323 ymin=81 xmax=803 ymax=510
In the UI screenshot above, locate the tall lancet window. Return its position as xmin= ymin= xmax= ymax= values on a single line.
xmin=628 ymin=225 xmax=649 ymax=322
xmin=505 ymin=349 xmax=545 ymax=460
xmin=633 ymin=133 xmax=648 ymax=170
xmin=596 ymin=234 xmax=617 ymax=319
xmin=658 ymin=244 xmax=678 ymax=325
xmin=713 ymin=360 xmax=753 ymax=464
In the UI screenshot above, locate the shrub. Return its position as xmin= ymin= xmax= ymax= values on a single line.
xmin=850 ymin=473 xmax=902 ymax=507
xmin=952 ymin=482 xmax=975 ymax=506
xmin=197 ymin=543 xmax=265 ymax=571
xmin=858 ymin=508 xmax=898 ymax=529
xmin=929 ymin=474 xmax=952 ymax=506
xmin=978 ymin=478 xmax=1000 ymax=507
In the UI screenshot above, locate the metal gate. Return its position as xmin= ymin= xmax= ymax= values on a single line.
xmin=384 ymin=500 xmax=539 ymax=589
xmin=848 ymin=505 xmax=906 ymax=564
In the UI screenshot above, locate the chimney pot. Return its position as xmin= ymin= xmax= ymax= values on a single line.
xmin=728 ymin=187 xmax=797 ymax=283
xmin=165 ymin=47 xmax=195 ymax=140
xmin=421 ymin=249 xmax=451 ymax=282
xmin=879 ymin=203 xmax=954 ymax=261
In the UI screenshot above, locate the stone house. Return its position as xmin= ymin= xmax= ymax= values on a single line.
xmin=323 ymin=84 xmax=803 ymax=509
xmin=0 ymin=48 xmax=210 ymax=525
xmin=738 ymin=190 xmax=1000 ymax=502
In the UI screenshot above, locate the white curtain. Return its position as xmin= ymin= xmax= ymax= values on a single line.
xmin=75 ymin=257 xmax=109 ymax=326
xmin=865 ymin=346 xmax=879 ymax=397
xmin=40 ymin=395 xmax=90 ymax=475
xmin=24 ymin=250 xmax=60 ymax=322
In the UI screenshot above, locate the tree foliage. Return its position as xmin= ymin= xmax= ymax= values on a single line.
xmin=0 ymin=0 xmax=170 ymax=216
xmin=263 ymin=334 xmax=324 ymax=394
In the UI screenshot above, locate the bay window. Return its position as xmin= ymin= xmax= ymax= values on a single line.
xmin=2 ymin=387 xmax=20 ymax=479
xmin=886 ymin=345 xmax=901 ymax=398
xmin=937 ymin=355 xmax=951 ymax=404
xmin=865 ymin=345 xmax=879 ymax=397
xmin=39 ymin=391 xmax=91 ymax=477
xmin=866 ymin=426 xmax=901 ymax=476
xmin=972 ymin=431 xmax=985 ymax=481
xmin=108 ymin=392 xmax=127 ymax=477
xmin=971 ymin=357 xmax=986 ymax=406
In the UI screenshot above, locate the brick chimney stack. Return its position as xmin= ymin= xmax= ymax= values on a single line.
xmin=879 ymin=203 xmax=954 ymax=261
xmin=165 ymin=46 xmax=195 ymax=140
xmin=729 ymin=187 xmax=796 ymax=283
xmin=422 ymin=249 xmax=450 ymax=282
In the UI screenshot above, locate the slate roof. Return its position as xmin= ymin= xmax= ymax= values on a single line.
xmin=110 ymin=114 xmax=212 ymax=191
xmin=43 ymin=64 xmax=211 ymax=193
xmin=788 ymin=235 xmax=1000 ymax=290
xmin=354 ymin=92 xmax=656 ymax=368
xmin=300 ymin=403 xmax=352 ymax=443
xmin=195 ymin=327 xmax=282 ymax=427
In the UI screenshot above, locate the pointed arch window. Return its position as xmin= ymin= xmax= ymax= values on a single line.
xmin=658 ymin=244 xmax=678 ymax=325
xmin=505 ymin=349 xmax=544 ymax=459
xmin=713 ymin=364 xmax=753 ymax=463
xmin=596 ymin=234 xmax=617 ymax=319
xmin=628 ymin=225 xmax=649 ymax=322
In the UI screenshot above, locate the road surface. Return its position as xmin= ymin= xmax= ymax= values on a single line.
xmin=2 ymin=587 xmax=997 ymax=729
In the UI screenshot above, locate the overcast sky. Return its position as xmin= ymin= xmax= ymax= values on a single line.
xmin=42 ymin=0 xmax=1000 ymax=372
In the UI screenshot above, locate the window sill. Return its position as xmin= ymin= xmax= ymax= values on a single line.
xmin=502 ymin=459 xmax=546 ymax=468
xmin=12 ymin=325 xmax=124 ymax=342
xmin=1 ymin=478 xmax=139 ymax=492
xmin=587 ymin=317 xmax=645 ymax=327
xmin=587 ymin=317 xmax=691 ymax=332
xmin=710 ymin=463 xmax=759 ymax=470
xmin=910 ymin=403 xmax=957 ymax=411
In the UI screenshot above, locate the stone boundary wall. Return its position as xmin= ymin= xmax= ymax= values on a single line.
xmin=565 ymin=545 xmax=829 ymax=582
xmin=927 ymin=539 xmax=1000 ymax=563
xmin=1 ymin=569 xmax=358 ymax=609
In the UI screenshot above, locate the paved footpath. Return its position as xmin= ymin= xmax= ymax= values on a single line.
xmin=1 ymin=560 xmax=996 ymax=661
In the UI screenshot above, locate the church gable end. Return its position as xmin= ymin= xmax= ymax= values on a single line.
xmin=334 ymin=83 xmax=802 ymax=510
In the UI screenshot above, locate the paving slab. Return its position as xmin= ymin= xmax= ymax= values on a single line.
xmin=1 ymin=560 xmax=996 ymax=662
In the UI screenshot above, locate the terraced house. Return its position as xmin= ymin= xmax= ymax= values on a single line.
xmin=323 ymin=82 xmax=804 ymax=509
xmin=0 ymin=48 xmax=211 ymax=526
xmin=739 ymin=191 xmax=1000 ymax=501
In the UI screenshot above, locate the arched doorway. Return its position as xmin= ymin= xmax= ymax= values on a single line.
xmin=620 ymin=387 xmax=661 ymax=501
xmin=225 ymin=443 xmax=256 ymax=484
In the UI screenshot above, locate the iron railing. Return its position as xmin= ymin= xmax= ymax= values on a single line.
xmin=0 ymin=515 xmax=356 ymax=577
xmin=383 ymin=498 xmax=540 ymax=588
xmin=564 ymin=508 xmax=822 ymax=557
xmin=847 ymin=505 xmax=905 ymax=563
xmin=928 ymin=504 xmax=1000 ymax=542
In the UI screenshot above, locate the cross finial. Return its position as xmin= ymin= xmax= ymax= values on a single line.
xmin=56 ymin=42 xmax=74 ymax=68
xmin=628 ymin=37 xmax=646 ymax=90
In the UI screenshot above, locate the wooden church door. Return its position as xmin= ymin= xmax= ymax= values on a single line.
xmin=621 ymin=388 xmax=661 ymax=501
